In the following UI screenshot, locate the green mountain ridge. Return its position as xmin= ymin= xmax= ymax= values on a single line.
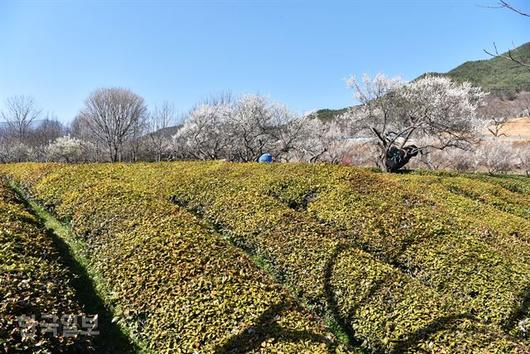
xmin=428 ymin=41 xmax=530 ymax=96
xmin=317 ymin=42 xmax=530 ymax=120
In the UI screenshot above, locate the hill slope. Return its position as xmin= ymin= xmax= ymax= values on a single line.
xmin=441 ymin=42 xmax=530 ymax=96
xmin=317 ymin=42 xmax=530 ymax=120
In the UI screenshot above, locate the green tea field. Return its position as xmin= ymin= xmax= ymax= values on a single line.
xmin=1 ymin=162 xmax=529 ymax=353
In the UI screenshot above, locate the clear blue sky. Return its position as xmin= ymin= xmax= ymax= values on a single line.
xmin=0 ymin=0 xmax=528 ymax=124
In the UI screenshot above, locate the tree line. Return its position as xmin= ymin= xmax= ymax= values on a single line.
xmin=0 ymin=89 xmax=175 ymax=163
xmin=0 ymin=76 xmax=528 ymax=174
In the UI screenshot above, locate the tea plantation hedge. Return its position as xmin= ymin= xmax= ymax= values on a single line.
xmin=0 ymin=179 xmax=92 ymax=353
xmin=1 ymin=162 xmax=529 ymax=353
xmin=0 ymin=164 xmax=348 ymax=353
xmin=152 ymin=162 xmax=529 ymax=352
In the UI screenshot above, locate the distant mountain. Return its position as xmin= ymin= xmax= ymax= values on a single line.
xmin=140 ymin=124 xmax=182 ymax=142
xmin=316 ymin=42 xmax=530 ymax=120
xmin=314 ymin=108 xmax=350 ymax=122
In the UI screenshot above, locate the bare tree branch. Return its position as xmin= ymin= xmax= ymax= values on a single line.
xmin=483 ymin=1 xmax=530 ymax=67
xmin=484 ymin=42 xmax=530 ymax=68
xmin=497 ymin=0 xmax=530 ymax=17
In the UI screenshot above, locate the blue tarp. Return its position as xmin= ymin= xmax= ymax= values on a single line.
xmin=258 ymin=153 xmax=273 ymax=163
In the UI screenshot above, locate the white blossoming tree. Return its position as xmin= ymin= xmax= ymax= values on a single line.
xmin=227 ymin=95 xmax=299 ymax=162
xmin=173 ymin=101 xmax=233 ymax=160
xmin=343 ymin=74 xmax=486 ymax=172
xmin=46 ymin=135 xmax=84 ymax=163
xmin=174 ymin=94 xmax=304 ymax=162
xmin=291 ymin=116 xmax=353 ymax=163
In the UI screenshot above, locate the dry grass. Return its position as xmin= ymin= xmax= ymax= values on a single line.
xmin=499 ymin=117 xmax=530 ymax=138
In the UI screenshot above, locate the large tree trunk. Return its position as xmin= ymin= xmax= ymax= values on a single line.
xmin=384 ymin=145 xmax=419 ymax=172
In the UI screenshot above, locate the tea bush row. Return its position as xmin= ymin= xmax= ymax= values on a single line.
xmin=2 ymin=162 xmax=529 ymax=352
xmin=0 ymin=179 xmax=93 ymax=353
xmin=68 ymin=162 xmax=529 ymax=352
xmin=0 ymin=163 xmax=348 ymax=353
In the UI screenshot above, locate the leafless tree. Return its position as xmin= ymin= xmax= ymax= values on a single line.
xmin=144 ymin=102 xmax=176 ymax=162
xmin=478 ymin=102 xmax=514 ymax=137
xmin=518 ymin=146 xmax=530 ymax=176
xmin=32 ymin=116 xmax=66 ymax=143
xmin=71 ymin=115 xmax=106 ymax=162
xmin=514 ymin=92 xmax=530 ymax=116
xmin=126 ymin=112 xmax=148 ymax=162
xmin=475 ymin=141 xmax=515 ymax=174
xmin=77 ymin=88 xmax=148 ymax=162
xmin=1 ymin=96 xmax=41 ymax=141
xmin=487 ymin=116 xmax=510 ymax=137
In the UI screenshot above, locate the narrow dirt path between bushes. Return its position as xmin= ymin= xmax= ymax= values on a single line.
xmin=9 ymin=181 xmax=140 ymax=354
